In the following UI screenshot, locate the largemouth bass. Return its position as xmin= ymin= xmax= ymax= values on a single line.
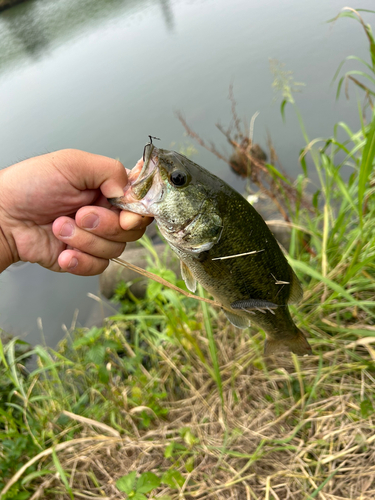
xmin=109 ymin=143 xmax=311 ymax=356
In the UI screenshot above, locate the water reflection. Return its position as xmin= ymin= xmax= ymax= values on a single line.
xmin=1 ymin=0 xmax=49 ymax=58
xmin=0 ymin=0 xmax=175 ymax=75
xmin=159 ymin=0 xmax=175 ymax=31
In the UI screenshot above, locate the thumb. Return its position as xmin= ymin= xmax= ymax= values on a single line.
xmin=51 ymin=149 xmax=128 ymax=198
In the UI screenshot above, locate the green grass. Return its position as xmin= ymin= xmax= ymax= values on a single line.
xmin=2 ymin=6 xmax=375 ymax=500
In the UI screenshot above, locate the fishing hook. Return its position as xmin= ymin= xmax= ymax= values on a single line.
xmin=143 ymin=135 xmax=161 ymax=160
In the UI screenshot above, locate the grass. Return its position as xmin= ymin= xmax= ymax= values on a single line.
xmin=2 ymin=6 xmax=375 ymax=500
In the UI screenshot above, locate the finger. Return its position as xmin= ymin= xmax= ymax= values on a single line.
xmin=75 ymin=207 xmax=152 ymax=241
xmin=119 ymin=211 xmax=154 ymax=231
xmin=52 ymin=217 xmax=126 ymax=259
xmin=58 ymin=249 xmax=109 ymax=276
xmin=50 ymin=149 xmax=129 ymax=198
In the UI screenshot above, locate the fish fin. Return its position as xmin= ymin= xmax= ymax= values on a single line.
xmin=288 ymin=270 xmax=303 ymax=304
xmin=231 ymin=299 xmax=278 ymax=310
xmin=180 ymin=261 xmax=197 ymax=293
xmin=264 ymin=329 xmax=312 ymax=356
xmin=223 ymin=309 xmax=250 ymax=329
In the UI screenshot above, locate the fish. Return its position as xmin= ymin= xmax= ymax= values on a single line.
xmin=108 ymin=142 xmax=312 ymax=357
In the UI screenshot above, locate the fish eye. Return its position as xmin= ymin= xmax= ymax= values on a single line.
xmin=169 ymin=169 xmax=188 ymax=187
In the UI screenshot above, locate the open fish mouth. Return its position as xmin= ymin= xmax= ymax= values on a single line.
xmin=108 ymin=143 xmax=163 ymax=213
xmin=131 ymin=143 xmax=158 ymax=187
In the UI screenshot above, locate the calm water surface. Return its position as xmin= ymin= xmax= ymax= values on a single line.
xmin=0 ymin=0 xmax=372 ymax=346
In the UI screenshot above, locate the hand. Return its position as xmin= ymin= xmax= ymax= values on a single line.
xmin=0 ymin=149 xmax=153 ymax=275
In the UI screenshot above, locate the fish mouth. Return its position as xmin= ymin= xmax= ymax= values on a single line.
xmin=132 ymin=143 xmax=158 ymax=189
xmin=108 ymin=144 xmax=162 ymax=213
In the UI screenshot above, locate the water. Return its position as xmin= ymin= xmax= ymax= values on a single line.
xmin=0 ymin=0 xmax=372 ymax=346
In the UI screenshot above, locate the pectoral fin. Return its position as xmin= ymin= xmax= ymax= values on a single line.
xmin=223 ymin=309 xmax=251 ymax=329
xmin=180 ymin=261 xmax=197 ymax=293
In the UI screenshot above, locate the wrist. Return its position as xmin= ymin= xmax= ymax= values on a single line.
xmin=0 ymin=225 xmax=13 ymax=272
xmin=0 ymin=169 xmax=17 ymax=272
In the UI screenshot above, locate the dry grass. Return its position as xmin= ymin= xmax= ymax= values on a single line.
xmin=8 ymin=314 xmax=375 ymax=500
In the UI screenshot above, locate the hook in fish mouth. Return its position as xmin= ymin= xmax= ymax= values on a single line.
xmin=143 ymin=135 xmax=161 ymax=161
xmin=134 ymin=135 xmax=161 ymax=188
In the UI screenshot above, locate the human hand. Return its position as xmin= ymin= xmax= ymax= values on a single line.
xmin=0 ymin=149 xmax=153 ymax=275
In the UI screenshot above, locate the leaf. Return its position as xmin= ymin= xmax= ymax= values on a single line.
xmin=72 ymin=327 xmax=102 ymax=347
xmin=88 ymin=345 xmax=106 ymax=365
xmin=183 ymin=430 xmax=198 ymax=447
xmin=21 ymin=469 xmax=54 ymax=485
xmin=136 ymin=472 xmax=161 ymax=493
xmin=161 ymin=468 xmax=185 ymax=489
xmin=280 ymin=99 xmax=287 ymax=122
xmin=185 ymin=456 xmax=194 ymax=473
xmin=164 ymin=442 xmax=175 ymax=458
xmin=359 ymin=110 xmax=375 ymax=223
xmin=265 ymin=163 xmax=291 ymax=183
xmin=132 ymin=494 xmax=147 ymax=500
xmin=52 ymin=448 xmax=74 ymax=500
xmin=360 ymin=399 xmax=374 ymax=418
xmin=11 ymin=493 xmax=31 ymax=500
xmin=116 ymin=471 xmax=137 ymax=494
xmin=312 ymin=190 xmax=320 ymax=210
xmin=299 ymin=150 xmax=308 ymax=176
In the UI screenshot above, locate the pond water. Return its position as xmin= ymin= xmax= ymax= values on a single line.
xmin=0 ymin=0 xmax=372 ymax=347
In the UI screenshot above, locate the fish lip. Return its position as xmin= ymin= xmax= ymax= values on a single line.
xmin=132 ymin=144 xmax=158 ymax=187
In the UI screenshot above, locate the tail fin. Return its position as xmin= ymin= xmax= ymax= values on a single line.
xmin=264 ymin=329 xmax=312 ymax=357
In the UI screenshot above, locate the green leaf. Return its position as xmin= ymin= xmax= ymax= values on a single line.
xmin=359 ymin=110 xmax=375 ymax=223
xmin=52 ymin=448 xmax=74 ymax=500
xmin=116 ymin=471 xmax=137 ymax=494
xmin=22 ymin=469 xmax=54 ymax=485
xmin=136 ymin=472 xmax=161 ymax=493
xmin=164 ymin=442 xmax=175 ymax=458
xmin=98 ymin=365 xmax=109 ymax=384
xmin=88 ymin=345 xmax=106 ymax=365
xmin=185 ymin=456 xmax=194 ymax=473
xmin=11 ymin=493 xmax=31 ymax=500
xmin=132 ymin=494 xmax=147 ymax=500
xmin=312 ymin=190 xmax=320 ymax=210
xmin=183 ymin=430 xmax=198 ymax=447
xmin=280 ymin=99 xmax=287 ymax=121
xmin=299 ymin=150 xmax=308 ymax=176
xmin=360 ymin=399 xmax=374 ymax=418
xmin=161 ymin=468 xmax=185 ymax=489
xmin=72 ymin=327 xmax=102 ymax=347
xmin=265 ymin=163 xmax=291 ymax=183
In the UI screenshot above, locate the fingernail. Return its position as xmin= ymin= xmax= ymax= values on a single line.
xmin=68 ymin=257 xmax=78 ymax=270
xmin=81 ymin=213 xmax=99 ymax=230
xmin=60 ymin=222 xmax=74 ymax=237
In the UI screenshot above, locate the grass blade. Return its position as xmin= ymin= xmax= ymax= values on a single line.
xmin=198 ymin=284 xmax=223 ymax=406
xmin=359 ymin=110 xmax=375 ymax=223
